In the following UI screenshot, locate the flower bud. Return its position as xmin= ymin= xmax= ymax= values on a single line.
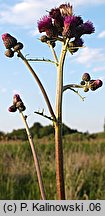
xmin=13 ymin=94 xmax=21 ymax=104
xmin=80 ymin=80 xmax=85 ymax=85
xmin=40 ymin=35 xmax=48 ymax=42
xmin=2 ymin=33 xmax=17 ymax=49
xmin=89 ymin=79 xmax=95 ymax=84
xmin=89 ymin=79 xmax=103 ymax=91
xmin=89 ymin=80 xmax=96 ymax=91
xmin=95 ymin=79 xmax=103 ymax=87
xmin=13 ymin=42 xmax=24 ymax=51
xmin=16 ymin=101 xmax=26 ymax=112
xmin=82 ymin=73 xmax=91 ymax=82
xmin=19 ymin=104 xmax=26 ymax=112
xmin=8 ymin=105 xmax=17 ymax=112
xmin=50 ymin=41 xmax=56 ymax=48
xmin=84 ymin=87 xmax=89 ymax=92
xmin=5 ymin=49 xmax=14 ymax=58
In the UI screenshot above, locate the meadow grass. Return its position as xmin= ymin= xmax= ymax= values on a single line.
xmin=0 ymin=133 xmax=105 ymax=199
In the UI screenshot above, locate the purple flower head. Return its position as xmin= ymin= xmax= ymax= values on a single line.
xmin=2 ymin=33 xmax=17 ymax=49
xmin=64 ymin=16 xmax=83 ymax=28
xmin=45 ymin=27 xmax=58 ymax=38
xmin=38 ymin=15 xmax=59 ymax=38
xmin=77 ymin=21 xmax=95 ymax=37
xmin=63 ymin=16 xmax=74 ymax=37
xmin=54 ymin=19 xmax=64 ymax=36
xmin=59 ymin=3 xmax=73 ymax=16
xmin=38 ymin=4 xmax=95 ymax=41
xmin=38 ymin=16 xmax=52 ymax=33
xmin=63 ymin=15 xmax=83 ymax=38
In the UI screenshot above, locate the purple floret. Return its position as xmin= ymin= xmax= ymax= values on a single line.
xmin=38 ymin=16 xmax=52 ymax=33
xmin=77 ymin=21 xmax=95 ymax=36
xmin=63 ymin=15 xmax=83 ymax=38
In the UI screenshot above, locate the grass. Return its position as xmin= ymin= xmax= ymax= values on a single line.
xmin=0 ymin=133 xmax=105 ymax=199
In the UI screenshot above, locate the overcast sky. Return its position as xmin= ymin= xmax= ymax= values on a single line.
xmin=0 ymin=0 xmax=105 ymax=133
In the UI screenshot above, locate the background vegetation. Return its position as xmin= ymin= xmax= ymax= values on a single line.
xmin=0 ymin=123 xmax=105 ymax=200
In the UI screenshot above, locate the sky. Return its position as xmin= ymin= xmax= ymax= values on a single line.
xmin=0 ymin=0 xmax=105 ymax=134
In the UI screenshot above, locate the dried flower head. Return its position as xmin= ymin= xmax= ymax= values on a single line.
xmin=59 ymin=3 xmax=73 ymax=16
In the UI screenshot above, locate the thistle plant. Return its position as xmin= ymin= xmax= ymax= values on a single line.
xmin=2 ymin=3 xmax=103 ymax=200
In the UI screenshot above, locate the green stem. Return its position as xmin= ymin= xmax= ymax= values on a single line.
xmin=63 ymin=84 xmax=84 ymax=91
xmin=34 ymin=110 xmax=54 ymax=122
xmin=55 ymin=38 xmax=69 ymax=200
xmin=66 ymin=87 xmax=85 ymax=101
xmin=17 ymin=50 xmax=56 ymax=122
xmin=27 ymin=58 xmax=58 ymax=66
xmin=63 ymin=84 xmax=85 ymax=101
xmin=20 ymin=111 xmax=46 ymax=200
xmin=48 ymin=42 xmax=59 ymax=65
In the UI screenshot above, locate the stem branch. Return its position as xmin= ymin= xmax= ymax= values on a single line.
xmin=19 ymin=111 xmax=46 ymax=200
xmin=34 ymin=110 xmax=54 ymax=122
xmin=63 ymin=84 xmax=85 ymax=101
xmin=48 ymin=43 xmax=59 ymax=65
xmin=17 ymin=50 xmax=56 ymax=122
xmin=27 ymin=58 xmax=58 ymax=66
xmin=63 ymin=84 xmax=84 ymax=91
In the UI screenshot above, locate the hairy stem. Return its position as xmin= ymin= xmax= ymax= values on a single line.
xmin=55 ymin=39 xmax=69 ymax=200
xmin=20 ymin=112 xmax=46 ymax=200
xmin=17 ymin=50 xmax=56 ymax=122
